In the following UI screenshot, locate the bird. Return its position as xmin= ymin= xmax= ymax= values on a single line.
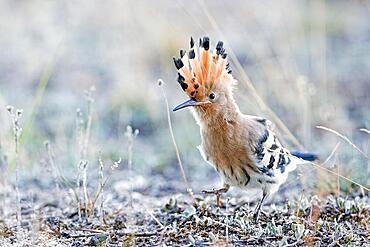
xmin=172 ymin=36 xmax=318 ymax=220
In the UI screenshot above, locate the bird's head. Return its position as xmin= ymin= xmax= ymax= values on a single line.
xmin=172 ymin=37 xmax=236 ymax=117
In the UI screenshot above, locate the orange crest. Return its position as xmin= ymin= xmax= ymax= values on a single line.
xmin=173 ymin=37 xmax=233 ymax=101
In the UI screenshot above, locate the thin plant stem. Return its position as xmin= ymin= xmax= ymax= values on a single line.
xmin=92 ymin=157 xmax=121 ymax=215
xmin=82 ymin=161 xmax=89 ymax=217
xmin=321 ymin=142 xmax=341 ymax=167
xmin=44 ymin=140 xmax=78 ymax=199
xmin=125 ymin=125 xmax=139 ymax=209
xmin=303 ymin=161 xmax=369 ymax=192
xmin=82 ymin=87 xmax=95 ymax=160
xmin=76 ymin=109 xmax=84 ymax=221
xmin=316 ymin=125 xmax=369 ymax=160
xmin=6 ymin=106 xmax=23 ymax=239
xmin=359 ymin=128 xmax=370 ymax=135
xmin=98 ymin=155 xmax=105 ymax=222
xmin=141 ymin=203 xmax=165 ymax=230
xmin=335 ymin=153 xmax=340 ymax=198
xmin=44 ymin=141 xmax=60 ymax=193
xmin=295 ymin=190 xmax=305 ymax=218
xmin=226 ymin=197 xmax=230 ymax=244
xmin=75 ymin=87 xmax=96 ymax=220
xmin=158 ymin=79 xmax=195 ymax=201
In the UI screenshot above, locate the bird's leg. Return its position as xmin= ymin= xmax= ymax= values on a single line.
xmin=202 ymin=184 xmax=230 ymax=207
xmin=253 ymin=190 xmax=268 ymax=221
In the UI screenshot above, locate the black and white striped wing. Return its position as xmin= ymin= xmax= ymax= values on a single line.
xmin=253 ymin=129 xmax=296 ymax=177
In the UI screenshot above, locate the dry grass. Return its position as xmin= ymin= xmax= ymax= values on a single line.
xmin=316 ymin=125 xmax=369 ymax=160
xmin=159 ymin=79 xmax=195 ymax=201
xmin=0 ymin=185 xmax=368 ymax=246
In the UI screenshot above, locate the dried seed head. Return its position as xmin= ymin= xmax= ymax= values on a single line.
xmin=111 ymin=157 xmax=121 ymax=170
xmin=79 ymin=160 xmax=88 ymax=169
xmin=6 ymin=105 xmax=14 ymax=113
xmin=134 ymin=129 xmax=139 ymax=137
xmin=16 ymin=109 xmax=23 ymax=118
xmin=125 ymin=125 xmax=139 ymax=138
xmin=126 ymin=125 xmax=133 ymax=135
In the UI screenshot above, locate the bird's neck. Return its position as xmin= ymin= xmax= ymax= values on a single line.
xmin=192 ymin=94 xmax=242 ymax=128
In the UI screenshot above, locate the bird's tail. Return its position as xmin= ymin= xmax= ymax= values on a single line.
xmin=290 ymin=151 xmax=318 ymax=161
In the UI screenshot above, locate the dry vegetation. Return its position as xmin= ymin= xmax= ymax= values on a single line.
xmin=0 ymin=0 xmax=369 ymax=246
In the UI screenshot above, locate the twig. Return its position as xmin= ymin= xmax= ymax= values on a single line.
xmin=295 ymin=190 xmax=305 ymax=218
xmin=79 ymin=228 xmax=106 ymax=233
xmin=304 ymin=161 xmax=370 ymax=192
xmin=44 ymin=141 xmax=60 ymax=192
xmin=75 ymin=86 xmax=96 ymax=220
xmin=141 ymin=204 xmax=165 ymax=230
xmin=6 ymin=106 xmax=23 ymax=237
xmin=98 ymin=154 xmax=105 ymax=222
xmin=44 ymin=141 xmax=79 ymax=202
xmin=291 ymin=131 xmax=370 ymax=192
xmin=225 ymin=197 xmax=230 ymax=244
xmin=316 ymin=125 xmax=369 ymax=160
xmin=125 ymin=126 xmax=139 ymax=209
xmin=69 ymin=231 xmax=158 ymax=238
xmin=81 ymin=161 xmax=89 ymax=218
xmin=81 ymin=86 xmax=95 ymax=160
xmin=360 ymin=128 xmax=370 ymax=135
xmin=284 ymin=240 xmax=301 ymax=247
xmin=206 ymin=217 xmax=245 ymax=235
xmin=76 ymin=109 xmax=84 ymax=221
xmin=123 ymin=126 xmax=139 ymax=239
xmin=321 ymin=142 xmax=341 ymax=167
xmin=92 ymin=157 xmax=120 ymax=208
xmin=335 ymin=153 xmax=340 ymax=198
xmin=158 ymin=79 xmax=195 ymax=201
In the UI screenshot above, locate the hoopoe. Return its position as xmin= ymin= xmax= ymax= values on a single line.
xmin=172 ymin=37 xmax=317 ymax=220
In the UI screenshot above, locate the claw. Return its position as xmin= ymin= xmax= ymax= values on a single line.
xmin=202 ymin=185 xmax=230 ymax=207
xmin=202 ymin=188 xmax=218 ymax=194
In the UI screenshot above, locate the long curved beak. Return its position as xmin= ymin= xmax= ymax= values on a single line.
xmin=173 ymin=99 xmax=198 ymax=112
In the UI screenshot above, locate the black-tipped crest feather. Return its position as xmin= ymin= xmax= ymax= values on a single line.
xmin=190 ymin=36 xmax=194 ymax=48
xmin=173 ymin=57 xmax=184 ymax=70
xmin=189 ymin=49 xmax=195 ymax=59
xmin=179 ymin=49 xmax=185 ymax=58
xmin=202 ymin=37 xmax=210 ymax=50
xmin=216 ymin=41 xmax=223 ymax=54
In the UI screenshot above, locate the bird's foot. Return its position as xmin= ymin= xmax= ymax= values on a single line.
xmin=202 ymin=185 xmax=230 ymax=207
xmin=202 ymin=187 xmax=229 ymax=195
xmin=252 ymin=207 xmax=267 ymax=222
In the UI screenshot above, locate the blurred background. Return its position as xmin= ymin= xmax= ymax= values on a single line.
xmin=0 ymin=0 xmax=369 ymax=200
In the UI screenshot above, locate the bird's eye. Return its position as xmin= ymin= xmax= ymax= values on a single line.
xmin=209 ymin=93 xmax=216 ymax=100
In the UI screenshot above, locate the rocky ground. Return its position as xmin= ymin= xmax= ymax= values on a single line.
xmin=0 ymin=174 xmax=369 ymax=247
